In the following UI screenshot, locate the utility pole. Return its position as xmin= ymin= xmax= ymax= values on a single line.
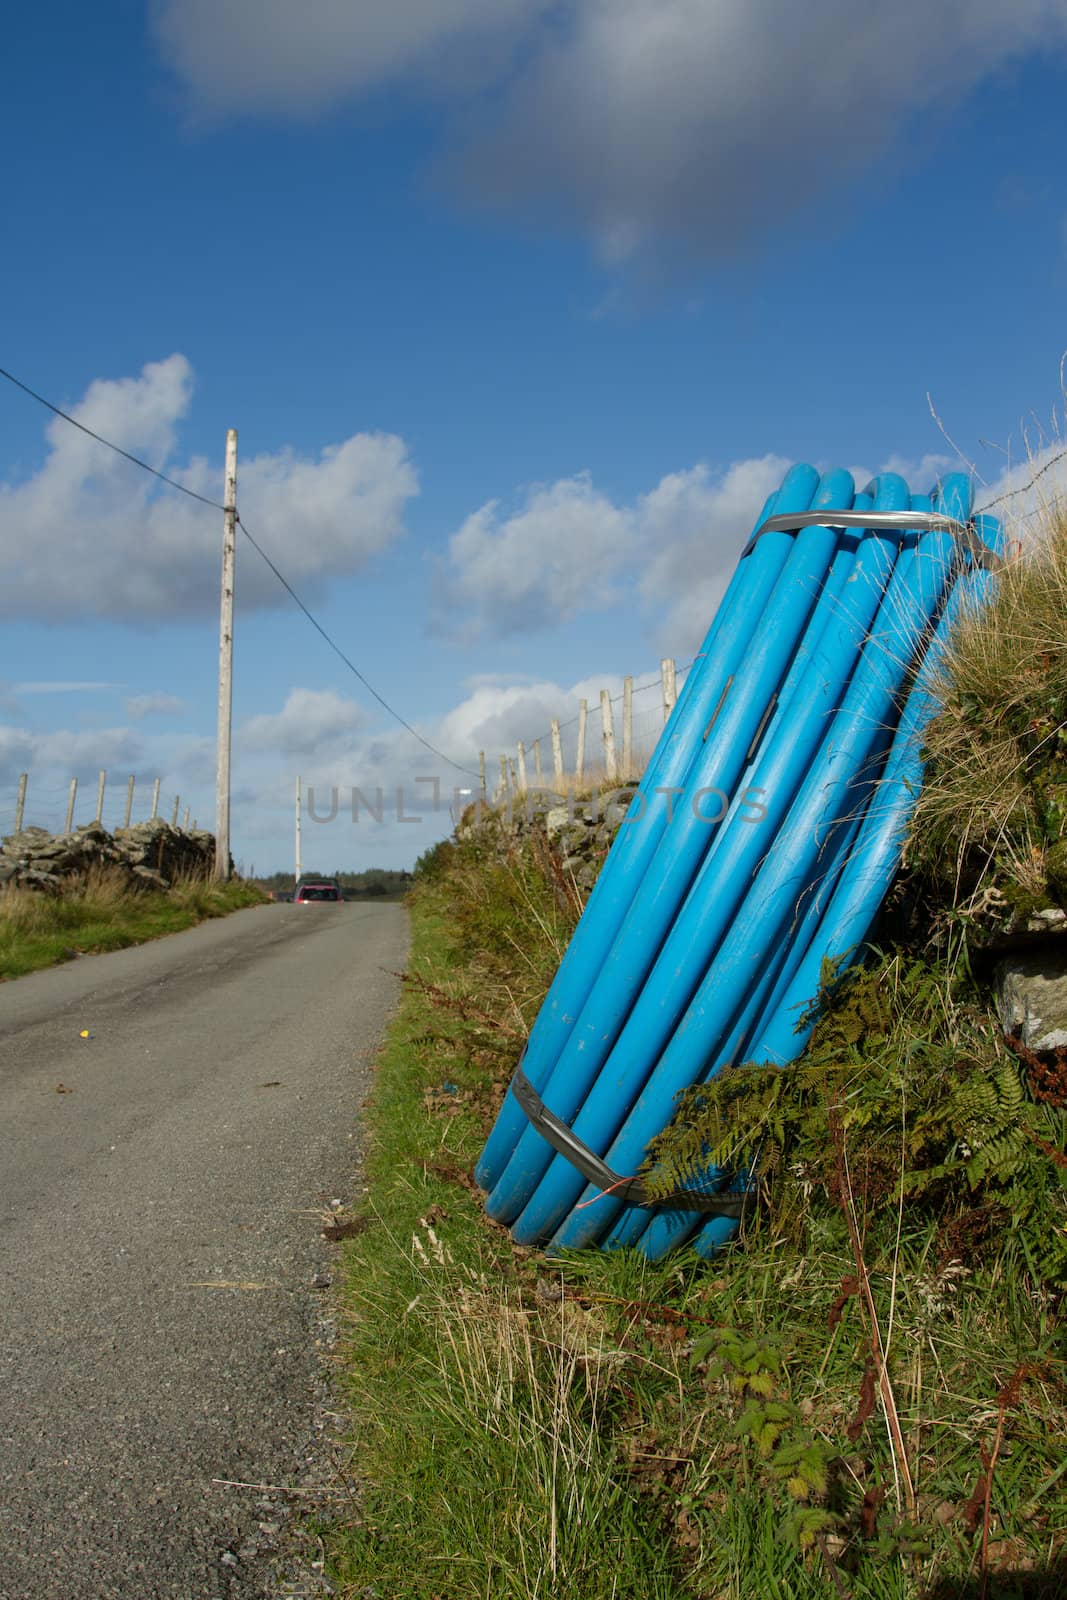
xmin=294 ymin=774 xmax=303 ymax=889
xmin=215 ymin=428 xmax=238 ymax=880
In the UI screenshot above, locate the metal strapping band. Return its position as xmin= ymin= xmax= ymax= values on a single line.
xmin=741 ymin=510 xmax=1003 ymax=570
xmin=510 ymin=1062 xmax=746 ymax=1217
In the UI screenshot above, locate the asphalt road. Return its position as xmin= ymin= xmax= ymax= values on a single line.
xmin=0 ymin=901 xmax=408 ymax=1600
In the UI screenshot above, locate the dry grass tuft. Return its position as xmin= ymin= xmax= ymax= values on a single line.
xmin=911 ymin=501 xmax=1067 ymax=908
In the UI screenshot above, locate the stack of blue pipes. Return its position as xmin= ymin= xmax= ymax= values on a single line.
xmin=475 ymin=462 xmax=1004 ymax=1260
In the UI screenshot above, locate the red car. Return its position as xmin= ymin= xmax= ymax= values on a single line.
xmin=294 ymin=880 xmax=343 ymax=903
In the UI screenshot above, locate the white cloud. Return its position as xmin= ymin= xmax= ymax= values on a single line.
xmin=13 ymin=681 xmax=122 ymax=694
xmin=636 ymin=456 xmax=790 ymax=653
xmin=440 ymin=474 xmax=634 ymax=636
xmin=0 ymin=725 xmax=143 ymax=789
xmin=239 ymin=688 xmax=366 ymax=757
xmin=0 ymin=355 xmax=418 ymax=620
xmin=125 ymin=693 xmax=186 ymax=719
xmin=975 ymin=438 xmax=1067 ymax=538
xmin=155 ymin=0 xmax=550 ymax=115
xmin=439 ymin=455 xmax=787 ymax=653
xmin=154 ymin=1 xmax=1067 ymax=257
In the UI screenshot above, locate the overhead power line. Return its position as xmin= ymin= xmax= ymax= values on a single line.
xmin=0 ymin=365 xmax=225 ymax=511
xmin=235 ymin=514 xmax=479 ymax=777
xmin=0 ymin=363 xmax=479 ymax=778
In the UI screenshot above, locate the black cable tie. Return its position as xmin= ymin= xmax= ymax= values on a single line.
xmin=510 ymin=1060 xmax=747 ymax=1218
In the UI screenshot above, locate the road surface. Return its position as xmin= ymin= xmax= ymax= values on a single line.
xmin=0 ymin=901 xmax=408 ymax=1599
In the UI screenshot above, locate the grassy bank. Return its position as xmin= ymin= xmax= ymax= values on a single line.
xmin=0 ymin=867 xmax=266 ymax=979
xmin=328 ymin=814 xmax=1064 ymax=1600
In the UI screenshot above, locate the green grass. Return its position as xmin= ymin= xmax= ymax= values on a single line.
xmin=329 ymin=899 xmax=690 ymax=1598
xmin=0 ymin=867 xmax=267 ymax=978
xmin=328 ymin=830 xmax=1066 ymax=1600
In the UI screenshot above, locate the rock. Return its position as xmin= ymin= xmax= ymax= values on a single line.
xmin=131 ymin=866 xmax=170 ymax=891
xmin=595 ymin=785 xmax=639 ymax=824
xmin=19 ymin=870 xmax=63 ymax=893
xmin=994 ymin=946 xmax=1067 ymax=1051
xmin=544 ymin=806 xmax=572 ymax=838
xmin=2 ymin=827 xmax=51 ymax=856
xmin=1025 ymin=907 xmax=1067 ymax=932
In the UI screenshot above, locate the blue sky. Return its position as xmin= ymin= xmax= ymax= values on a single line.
xmin=2 ymin=1 xmax=1066 ymax=871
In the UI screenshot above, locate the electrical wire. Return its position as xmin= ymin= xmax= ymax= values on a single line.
xmin=0 ymin=365 xmax=225 ymax=511
xmin=235 ymin=514 xmax=480 ymax=778
xmin=0 ymin=362 xmax=480 ymax=777
xmin=0 ymin=362 xmax=692 ymax=785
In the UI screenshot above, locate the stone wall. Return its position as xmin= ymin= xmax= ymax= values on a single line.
xmin=0 ymin=819 xmax=219 ymax=893
xmin=460 ymin=783 xmax=639 ymax=893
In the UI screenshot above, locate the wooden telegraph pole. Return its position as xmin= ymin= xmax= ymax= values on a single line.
xmin=214 ymin=429 xmax=238 ymax=880
xmin=294 ymin=774 xmax=303 ymax=888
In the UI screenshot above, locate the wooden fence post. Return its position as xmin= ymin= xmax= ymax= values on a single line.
xmin=533 ymin=739 xmax=543 ymax=785
xmin=551 ymin=720 xmax=564 ymax=786
xmin=123 ymin=775 xmax=135 ymax=829
xmin=182 ymin=805 xmax=190 ymax=830
xmin=498 ymin=754 xmax=508 ymax=802
xmin=516 ymin=741 xmax=527 ymax=792
xmin=601 ymin=689 xmax=618 ymax=781
xmin=576 ymin=698 xmax=588 ymax=785
xmin=171 ymin=796 xmax=180 ymax=826
xmin=622 ymin=675 xmax=633 ymax=778
xmin=661 ymin=657 xmax=677 ymax=724
xmin=14 ymin=773 xmax=27 ymax=832
xmin=64 ymin=778 xmax=77 ymax=834
xmin=95 ymin=770 xmax=106 ymax=824
xmin=479 ymin=750 xmax=487 ymax=804
xmin=151 ymin=778 xmax=161 ymax=820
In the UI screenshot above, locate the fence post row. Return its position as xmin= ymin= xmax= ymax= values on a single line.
xmin=551 ymin=721 xmax=563 ymax=785
xmin=662 ymin=657 xmax=677 ymax=724
xmin=486 ymin=656 xmax=680 ymax=800
xmin=600 ymin=689 xmax=618 ymax=781
xmin=6 ymin=773 xmax=186 ymax=836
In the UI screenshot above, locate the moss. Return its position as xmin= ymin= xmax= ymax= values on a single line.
xmin=1045 ymin=837 xmax=1067 ymax=909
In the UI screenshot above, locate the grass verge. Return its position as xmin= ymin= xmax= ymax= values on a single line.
xmin=0 ymin=866 xmax=266 ymax=979
xmin=329 ymin=821 xmax=1065 ymax=1600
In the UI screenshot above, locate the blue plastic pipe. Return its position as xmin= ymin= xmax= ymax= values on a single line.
xmin=488 ymin=470 xmax=858 ymax=1228
xmin=515 ymin=476 xmax=910 ymax=1246
xmin=473 ymin=465 xmax=821 ymax=1191
xmin=541 ymin=475 xmax=972 ymax=1251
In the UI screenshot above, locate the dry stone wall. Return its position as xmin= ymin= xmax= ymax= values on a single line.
xmin=0 ymin=818 xmax=219 ymax=893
